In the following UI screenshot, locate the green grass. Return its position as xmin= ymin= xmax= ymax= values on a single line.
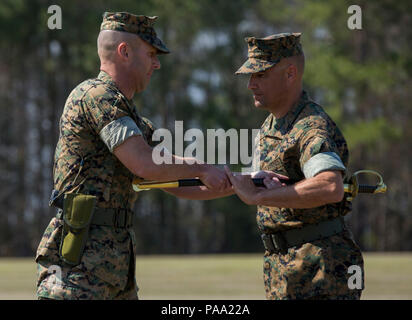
xmin=0 ymin=253 xmax=411 ymax=300
xmin=362 ymin=253 xmax=412 ymax=299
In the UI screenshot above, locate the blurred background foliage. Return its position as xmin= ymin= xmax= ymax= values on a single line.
xmin=0 ymin=0 xmax=410 ymax=256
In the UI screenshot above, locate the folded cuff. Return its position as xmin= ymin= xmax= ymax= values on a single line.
xmin=302 ymin=152 xmax=346 ymax=179
xmin=99 ymin=116 xmax=142 ymax=153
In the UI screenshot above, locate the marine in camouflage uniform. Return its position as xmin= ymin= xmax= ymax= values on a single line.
xmin=35 ymin=12 xmax=169 ymax=300
xmin=228 ymin=33 xmax=364 ymax=299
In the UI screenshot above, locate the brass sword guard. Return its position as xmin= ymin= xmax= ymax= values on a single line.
xmin=345 ymin=170 xmax=387 ymax=201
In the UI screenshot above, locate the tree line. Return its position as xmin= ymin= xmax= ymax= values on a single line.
xmin=0 ymin=0 xmax=410 ymax=256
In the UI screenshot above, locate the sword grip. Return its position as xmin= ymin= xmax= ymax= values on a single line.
xmin=252 ymin=178 xmax=295 ymax=187
xmin=252 ymin=178 xmax=264 ymax=187
xmin=178 ymin=179 xmax=203 ymax=187
xmin=357 ymin=184 xmax=377 ymax=193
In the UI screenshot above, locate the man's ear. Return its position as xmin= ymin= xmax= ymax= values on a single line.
xmin=285 ymin=64 xmax=298 ymax=84
xmin=117 ymin=42 xmax=129 ymax=60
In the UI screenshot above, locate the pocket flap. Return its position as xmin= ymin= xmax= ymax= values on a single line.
xmin=63 ymin=193 xmax=96 ymax=229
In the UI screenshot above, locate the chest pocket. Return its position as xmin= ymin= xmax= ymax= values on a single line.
xmin=259 ymin=135 xmax=303 ymax=181
xmin=259 ymin=136 xmax=285 ymax=174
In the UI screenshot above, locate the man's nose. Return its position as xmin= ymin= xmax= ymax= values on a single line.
xmin=153 ymin=56 xmax=161 ymax=70
xmin=247 ymin=75 xmax=257 ymax=90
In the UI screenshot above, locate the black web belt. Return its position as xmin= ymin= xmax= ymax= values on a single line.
xmin=51 ymin=191 xmax=133 ymax=229
xmin=261 ymin=217 xmax=345 ymax=254
xmin=55 ymin=207 xmax=133 ymax=229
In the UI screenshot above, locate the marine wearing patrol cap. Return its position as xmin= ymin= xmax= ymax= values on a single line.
xmin=100 ymin=11 xmax=170 ymax=54
xmin=235 ymin=32 xmax=302 ymax=74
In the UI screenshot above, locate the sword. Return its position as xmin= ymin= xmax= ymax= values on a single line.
xmin=132 ymin=170 xmax=386 ymax=200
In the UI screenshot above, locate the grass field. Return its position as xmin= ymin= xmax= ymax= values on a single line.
xmin=0 ymin=253 xmax=411 ymax=300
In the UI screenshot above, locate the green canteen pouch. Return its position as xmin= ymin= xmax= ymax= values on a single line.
xmin=59 ymin=193 xmax=96 ymax=266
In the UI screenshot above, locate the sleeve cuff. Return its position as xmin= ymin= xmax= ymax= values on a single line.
xmin=99 ymin=116 xmax=142 ymax=153
xmin=302 ymin=152 xmax=346 ymax=178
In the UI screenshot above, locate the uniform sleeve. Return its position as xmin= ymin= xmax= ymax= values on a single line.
xmin=299 ymin=128 xmax=346 ymax=178
xmin=82 ymin=90 xmax=142 ymax=152
xmin=99 ymin=116 xmax=142 ymax=152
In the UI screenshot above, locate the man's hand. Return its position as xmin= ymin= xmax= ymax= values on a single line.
xmin=224 ymin=166 xmax=264 ymax=205
xmin=163 ymin=165 xmax=234 ymax=200
xmin=251 ymin=170 xmax=289 ymax=189
xmin=199 ymin=165 xmax=231 ymax=192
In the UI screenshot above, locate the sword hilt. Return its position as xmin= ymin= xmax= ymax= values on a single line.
xmin=344 ymin=170 xmax=387 ymax=201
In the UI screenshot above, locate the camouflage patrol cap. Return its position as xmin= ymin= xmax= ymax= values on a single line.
xmin=100 ymin=12 xmax=170 ymax=54
xmin=235 ymin=32 xmax=302 ymax=74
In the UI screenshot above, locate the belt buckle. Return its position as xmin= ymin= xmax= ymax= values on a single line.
xmin=271 ymin=233 xmax=289 ymax=254
xmin=261 ymin=234 xmax=278 ymax=254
